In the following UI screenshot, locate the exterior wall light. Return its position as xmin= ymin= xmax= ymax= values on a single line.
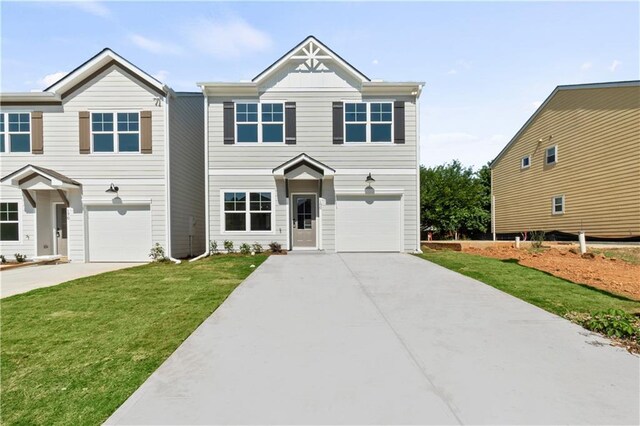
xmin=106 ymin=183 xmax=119 ymax=194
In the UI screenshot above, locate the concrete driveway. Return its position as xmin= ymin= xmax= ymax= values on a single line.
xmin=107 ymin=253 xmax=639 ymax=425
xmin=0 ymin=262 xmax=144 ymax=298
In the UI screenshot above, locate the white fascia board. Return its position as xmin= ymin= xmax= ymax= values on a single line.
xmin=197 ymin=83 xmax=258 ymax=97
xmin=0 ymin=92 xmax=61 ymax=102
xmin=361 ymin=82 xmax=424 ymax=97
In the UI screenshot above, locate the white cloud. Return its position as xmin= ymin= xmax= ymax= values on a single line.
xmin=64 ymin=1 xmax=110 ymax=18
xmin=531 ymin=100 xmax=543 ymax=109
xmin=372 ymin=59 xmax=379 ymax=65
xmin=183 ymin=16 xmax=272 ymax=59
xmin=152 ymin=70 xmax=169 ymax=82
xmin=608 ymin=60 xmax=622 ymax=72
xmin=457 ymin=59 xmax=472 ymax=69
xmin=37 ymin=71 xmax=68 ymax=89
xmin=447 ymin=69 xmax=458 ymax=75
xmin=580 ymin=62 xmax=592 ymax=71
xmin=129 ymin=34 xmax=182 ymax=55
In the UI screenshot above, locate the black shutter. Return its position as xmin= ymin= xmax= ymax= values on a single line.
xmin=223 ymin=101 xmax=235 ymax=144
xmin=285 ymin=102 xmax=296 ymax=144
xmin=394 ymin=101 xmax=405 ymax=144
xmin=332 ymin=101 xmax=344 ymax=144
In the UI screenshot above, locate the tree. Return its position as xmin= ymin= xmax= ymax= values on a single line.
xmin=420 ymin=160 xmax=491 ymax=239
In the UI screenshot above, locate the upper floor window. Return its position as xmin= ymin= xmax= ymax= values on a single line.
xmin=0 ymin=202 xmax=19 ymax=241
xmin=0 ymin=113 xmax=31 ymax=153
xmin=521 ymin=155 xmax=531 ymax=169
xmin=91 ymin=112 xmax=140 ymax=153
xmin=344 ymin=102 xmax=393 ymax=143
xmin=236 ymin=103 xmax=284 ymax=143
xmin=545 ymin=145 xmax=557 ymax=165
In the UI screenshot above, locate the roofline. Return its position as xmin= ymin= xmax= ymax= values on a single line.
xmin=490 ymin=80 xmax=640 ymax=168
xmin=251 ymin=35 xmax=371 ymax=84
xmin=0 ymin=92 xmax=62 ymax=106
xmin=272 ymin=153 xmax=336 ymax=175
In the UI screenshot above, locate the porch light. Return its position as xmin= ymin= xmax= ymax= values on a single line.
xmin=106 ymin=183 xmax=119 ymax=194
xmin=365 ymin=173 xmax=375 ymax=184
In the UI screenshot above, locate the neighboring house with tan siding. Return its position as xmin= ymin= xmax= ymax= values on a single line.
xmin=491 ymin=80 xmax=640 ymax=240
xmin=199 ymin=36 xmax=423 ymax=253
xmin=0 ymin=49 xmax=204 ymax=262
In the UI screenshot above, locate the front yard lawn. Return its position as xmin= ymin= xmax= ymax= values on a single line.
xmin=1 ymin=254 xmax=267 ymax=425
xmin=418 ymin=250 xmax=640 ymax=317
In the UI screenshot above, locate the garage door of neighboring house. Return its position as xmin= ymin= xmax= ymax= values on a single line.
xmin=86 ymin=205 xmax=151 ymax=262
xmin=336 ymin=194 xmax=402 ymax=252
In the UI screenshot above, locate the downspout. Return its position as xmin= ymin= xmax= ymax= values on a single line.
xmin=164 ymin=89 xmax=181 ymax=264
xmin=491 ymin=167 xmax=496 ymax=241
xmin=415 ymin=84 xmax=424 ymax=253
xmin=191 ymin=92 xmax=210 ymax=262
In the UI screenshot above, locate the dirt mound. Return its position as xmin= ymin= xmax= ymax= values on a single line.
xmin=464 ymin=246 xmax=640 ymax=301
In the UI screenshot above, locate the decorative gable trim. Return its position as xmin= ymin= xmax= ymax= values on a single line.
xmin=252 ymin=36 xmax=370 ymax=84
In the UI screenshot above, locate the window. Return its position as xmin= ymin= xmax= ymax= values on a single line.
xmin=91 ymin=112 xmax=140 ymax=153
xmin=223 ymin=191 xmax=272 ymax=232
xmin=552 ymin=195 xmax=564 ymax=215
xmin=0 ymin=112 xmax=31 ymax=153
xmin=545 ymin=145 xmax=557 ymax=165
xmin=236 ymin=103 xmax=284 ymax=143
xmin=344 ymin=102 xmax=393 ymax=143
xmin=521 ymin=155 xmax=531 ymax=169
xmin=0 ymin=202 xmax=19 ymax=241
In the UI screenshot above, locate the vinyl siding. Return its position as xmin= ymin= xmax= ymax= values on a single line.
xmin=0 ymin=65 xmax=167 ymax=261
xmin=169 ymin=93 xmax=205 ymax=258
xmin=492 ymin=85 xmax=640 ymax=238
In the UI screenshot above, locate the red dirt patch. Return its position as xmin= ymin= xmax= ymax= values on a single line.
xmin=464 ymin=246 xmax=640 ymax=301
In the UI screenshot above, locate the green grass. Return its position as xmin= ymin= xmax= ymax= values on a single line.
xmin=590 ymin=247 xmax=640 ymax=265
xmin=417 ymin=250 xmax=640 ymax=317
xmin=1 ymin=254 xmax=267 ymax=425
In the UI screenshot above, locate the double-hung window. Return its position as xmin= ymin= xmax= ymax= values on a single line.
xmin=0 ymin=113 xmax=31 ymax=153
xmin=0 ymin=202 xmax=19 ymax=241
xmin=236 ymin=103 xmax=284 ymax=143
xmin=552 ymin=195 xmax=564 ymax=215
xmin=91 ymin=112 xmax=140 ymax=153
xmin=344 ymin=102 xmax=393 ymax=143
xmin=545 ymin=145 xmax=557 ymax=165
xmin=223 ymin=191 xmax=272 ymax=232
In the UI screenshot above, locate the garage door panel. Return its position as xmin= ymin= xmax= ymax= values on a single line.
xmin=87 ymin=205 xmax=151 ymax=262
xmin=336 ymin=195 xmax=401 ymax=252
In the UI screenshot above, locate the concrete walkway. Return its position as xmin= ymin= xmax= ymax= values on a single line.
xmin=0 ymin=262 xmax=143 ymax=298
xmin=108 ymin=253 xmax=639 ymax=425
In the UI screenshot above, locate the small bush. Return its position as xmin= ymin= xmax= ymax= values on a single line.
xmin=210 ymin=240 xmax=219 ymax=255
xmin=224 ymin=240 xmax=234 ymax=254
xmin=239 ymin=243 xmax=251 ymax=255
xmin=530 ymin=231 xmax=546 ymax=249
xmin=586 ymin=309 xmax=639 ymax=339
xmin=269 ymin=241 xmax=282 ymax=253
xmin=14 ymin=253 xmax=27 ymax=263
xmin=148 ymin=243 xmax=168 ymax=262
xmin=0 ymin=254 xmax=6 ymax=264
xmin=252 ymin=242 xmax=263 ymax=254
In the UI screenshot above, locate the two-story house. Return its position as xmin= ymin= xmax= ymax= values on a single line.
xmin=491 ymin=80 xmax=640 ymax=240
xmin=199 ymin=36 xmax=423 ymax=253
xmin=0 ymin=49 xmax=205 ymax=262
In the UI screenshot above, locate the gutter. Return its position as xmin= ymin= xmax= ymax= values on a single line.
xmin=190 ymin=93 xmax=210 ymax=262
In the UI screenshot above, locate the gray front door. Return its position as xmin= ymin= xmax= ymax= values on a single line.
xmin=292 ymin=195 xmax=316 ymax=248
xmin=55 ymin=204 xmax=68 ymax=256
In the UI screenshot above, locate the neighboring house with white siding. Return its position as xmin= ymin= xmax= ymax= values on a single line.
xmin=199 ymin=36 xmax=423 ymax=253
xmin=0 ymin=49 xmax=204 ymax=262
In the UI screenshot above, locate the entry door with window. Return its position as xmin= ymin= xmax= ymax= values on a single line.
xmin=292 ymin=195 xmax=316 ymax=248
xmin=55 ymin=204 xmax=68 ymax=256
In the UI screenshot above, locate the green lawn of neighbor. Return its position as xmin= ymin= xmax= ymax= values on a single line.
xmin=1 ymin=254 xmax=267 ymax=425
xmin=417 ymin=249 xmax=640 ymax=317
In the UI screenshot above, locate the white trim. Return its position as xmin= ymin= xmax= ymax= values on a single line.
xmin=552 ymin=194 xmax=565 ymax=215
xmin=0 ymin=199 xmax=22 ymax=243
xmin=82 ymin=198 xmax=152 ymax=205
xmin=209 ymin=168 xmax=416 ymax=176
xmin=164 ymin=94 xmax=171 ymax=257
xmin=219 ymin=189 xmax=276 ymax=235
xmin=545 ymin=145 xmax=558 ymax=165
xmin=51 ymin=202 xmax=68 ymax=257
xmin=521 ymin=155 xmax=531 ymax=169
xmin=234 ymin=101 xmax=286 ymax=144
xmin=1 ymin=111 xmax=32 ymax=154
xmin=335 ymin=188 xmax=405 ymax=195
xmin=79 ymin=179 xmax=164 ymax=185
xmin=343 ymin=101 xmax=394 ymax=144
xmin=290 ymin=192 xmax=319 ymax=250
xmin=415 ymin=94 xmax=421 ymax=252
xmin=90 ymin=111 xmax=142 ymax=154
xmin=204 ymin=95 xmax=211 ymax=254
xmin=272 ymin=154 xmax=335 ymax=177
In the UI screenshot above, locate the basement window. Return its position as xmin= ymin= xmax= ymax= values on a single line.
xmin=521 ymin=155 xmax=531 ymax=169
xmin=552 ymin=195 xmax=564 ymax=215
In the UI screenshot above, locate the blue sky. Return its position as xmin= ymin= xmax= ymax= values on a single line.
xmin=2 ymin=1 xmax=638 ymax=168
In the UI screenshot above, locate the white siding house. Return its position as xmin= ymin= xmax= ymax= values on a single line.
xmin=200 ymin=36 xmax=423 ymax=253
xmin=0 ymin=49 xmax=204 ymax=262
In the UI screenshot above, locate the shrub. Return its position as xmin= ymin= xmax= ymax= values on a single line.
xmin=239 ymin=243 xmax=251 ymax=255
xmin=0 ymin=254 xmax=6 ymax=264
xmin=14 ymin=253 xmax=27 ymax=263
xmin=586 ymin=309 xmax=639 ymax=339
xmin=148 ymin=243 xmax=168 ymax=262
xmin=269 ymin=241 xmax=282 ymax=253
xmin=252 ymin=242 xmax=263 ymax=254
xmin=530 ymin=231 xmax=546 ymax=249
xmin=223 ymin=240 xmax=234 ymax=254
xmin=210 ymin=240 xmax=219 ymax=255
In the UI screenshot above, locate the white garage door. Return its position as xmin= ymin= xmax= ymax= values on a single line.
xmin=87 ymin=205 xmax=152 ymax=262
xmin=336 ymin=194 xmax=402 ymax=252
